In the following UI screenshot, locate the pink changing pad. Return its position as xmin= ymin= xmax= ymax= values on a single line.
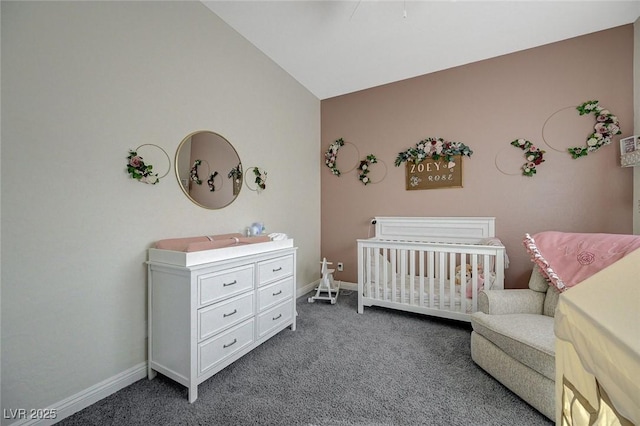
xmin=155 ymin=233 xmax=271 ymax=252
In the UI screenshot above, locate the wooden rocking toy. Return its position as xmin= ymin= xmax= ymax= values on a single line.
xmin=308 ymin=258 xmax=340 ymax=304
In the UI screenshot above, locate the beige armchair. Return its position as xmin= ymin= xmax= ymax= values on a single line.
xmin=470 ymin=266 xmax=559 ymax=421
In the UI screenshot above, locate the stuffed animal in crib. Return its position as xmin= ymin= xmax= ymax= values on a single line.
xmin=455 ymin=264 xmax=473 ymax=285
xmin=455 ymin=264 xmax=497 ymax=298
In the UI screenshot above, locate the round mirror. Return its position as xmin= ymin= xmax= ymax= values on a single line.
xmin=175 ymin=131 xmax=243 ymax=209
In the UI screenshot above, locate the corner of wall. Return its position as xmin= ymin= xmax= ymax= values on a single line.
xmin=634 ymin=17 xmax=640 ymax=234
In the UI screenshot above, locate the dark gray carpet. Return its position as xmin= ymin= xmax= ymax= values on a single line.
xmin=59 ymin=291 xmax=552 ymax=425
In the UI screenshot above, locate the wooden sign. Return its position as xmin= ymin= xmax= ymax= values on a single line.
xmin=405 ymin=155 xmax=463 ymax=190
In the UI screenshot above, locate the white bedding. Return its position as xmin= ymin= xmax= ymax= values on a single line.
xmin=363 ymin=276 xmax=476 ymax=313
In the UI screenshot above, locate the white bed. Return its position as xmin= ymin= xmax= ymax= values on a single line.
xmin=357 ymin=217 xmax=506 ymax=322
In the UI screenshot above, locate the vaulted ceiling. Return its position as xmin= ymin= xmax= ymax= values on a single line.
xmin=204 ymin=1 xmax=640 ymax=100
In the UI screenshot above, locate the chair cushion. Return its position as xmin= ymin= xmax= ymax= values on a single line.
xmin=471 ymin=312 xmax=555 ymax=381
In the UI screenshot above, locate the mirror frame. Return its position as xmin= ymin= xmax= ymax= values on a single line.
xmin=175 ymin=130 xmax=242 ymax=209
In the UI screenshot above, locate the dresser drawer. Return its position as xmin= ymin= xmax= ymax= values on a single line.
xmin=198 ymin=292 xmax=254 ymax=342
xmin=257 ymin=276 xmax=293 ymax=312
xmin=257 ymin=255 xmax=294 ymax=287
xmin=198 ymin=319 xmax=254 ymax=376
xmin=257 ymin=300 xmax=293 ymax=338
xmin=198 ymin=265 xmax=254 ymax=307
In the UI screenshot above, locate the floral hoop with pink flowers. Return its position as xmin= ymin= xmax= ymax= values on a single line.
xmin=568 ymin=101 xmax=621 ymax=159
xmin=324 ymin=138 xmax=359 ymax=176
xmin=126 ymin=144 xmax=170 ymax=185
xmin=510 ymin=139 xmax=545 ymax=177
xmin=543 ymin=101 xmax=621 ymax=159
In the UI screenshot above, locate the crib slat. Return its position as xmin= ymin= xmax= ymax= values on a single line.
xmin=428 ymin=251 xmax=435 ymax=308
xmin=371 ymin=248 xmax=384 ymax=299
xmin=461 ymin=252 xmax=468 ymax=313
xmin=483 ymin=254 xmax=491 ymax=291
xmin=409 ymin=249 xmax=416 ymax=305
xmin=365 ymin=247 xmax=372 ymax=302
xmin=449 ymin=252 xmax=456 ymax=311
xmin=471 ymin=253 xmax=478 ymax=313
xmin=382 ymin=248 xmax=388 ymax=301
xmin=400 ymin=249 xmax=407 ymax=303
xmin=419 ymin=250 xmax=425 ymax=307
xmin=390 ymin=249 xmax=397 ymax=303
xmin=438 ymin=251 xmax=445 ymax=310
xmin=482 ymin=256 xmax=495 ymax=290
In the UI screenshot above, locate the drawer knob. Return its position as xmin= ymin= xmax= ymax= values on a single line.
xmin=272 ymin=313 xmax=282 ymax=321
xmin=272 ymin=267 xmax=282 ymax=272
xmin=223 ymin=338 xmax=237 ymax=349
xmin=223 ymin=280 xmax=237 ymax=287
xmin=223 ymin=309 xmax=237 ymax=318
xmin=272 ymin=290 xmax=282 ymax=296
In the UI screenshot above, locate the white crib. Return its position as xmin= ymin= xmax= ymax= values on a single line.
xmin=357 ymin=217 xmax=506 ymax=322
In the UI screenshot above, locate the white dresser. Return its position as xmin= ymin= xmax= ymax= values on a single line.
xmin=147 ymin=239 xmax=297 ymax=402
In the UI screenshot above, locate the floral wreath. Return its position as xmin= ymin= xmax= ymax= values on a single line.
xmin=358 ymin=155 xmax=378 ymax=185
xmin=395 ymin=137 xmax=473 ymax=167
xmin=244 ymin=167 xmax=267 ymax=192
xmin=567 ymin=100 xmax=621 ymax=159
xmin=207 ymin=171 xmax=219 ymax=192
xmin=190 ymin=160 xmax=203 ymax=185
xmin=253 ymin=167 xmax=267 ymax=190
xmin=127 ymin=150 xmax=159 ymax=184
xmin=228 ymin=164 xmax=242 ymax=182
xmin=324 ymin=138 xmax=345 ymax=175
xmin=511 ymin=139 xmax=545 ymax=177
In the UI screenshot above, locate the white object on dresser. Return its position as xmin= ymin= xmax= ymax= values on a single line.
xmin=147 ymin=239 xmax=297 ymax=402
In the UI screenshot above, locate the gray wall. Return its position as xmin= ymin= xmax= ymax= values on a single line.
xmin=1 ymin=1 xmax=320 ymax=420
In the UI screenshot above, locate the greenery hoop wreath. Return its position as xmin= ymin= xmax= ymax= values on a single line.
xmin=228 ymin=163 xmax=243 ymax=195
xmin=511 ymin=139 xmax=545 ymax=177
xmin=358 ymin=155 xmax=377 ymax=185
xmin=324 ymin=138 xmax=359 ymax=176
xmin=207 ymin=171 xmax=221 ymax=192
xmin=228 ymin=164 xmax=242 ymax=182
xmin=126 ymin=144 xmax=170 ymax=185
xmin=190 ymin=160 xmax=203 ymax=185
xmin=253 ymin=167 xmax=267 ymax=191
xmin=245 ymin=167 xmax=267 ymax=192
xmin=543 ymin=101 xmax=621 ymax=159
xmin=395 ymin=137 xmax=473 ymax=167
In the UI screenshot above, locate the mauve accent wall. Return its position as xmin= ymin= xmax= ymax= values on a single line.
xmin=321 ymin=25 xmax=634 ymax=289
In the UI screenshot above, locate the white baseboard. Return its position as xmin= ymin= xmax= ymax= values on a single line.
xmin=5 ymin=362 xmax=147 ymax=426
xmin=6 ymin=283 xmax=359 ymax=426
xmin=296 ymin=279 xmax=357 ymax=299
xmin=338 ymin=281 xmax=357 ymax=291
